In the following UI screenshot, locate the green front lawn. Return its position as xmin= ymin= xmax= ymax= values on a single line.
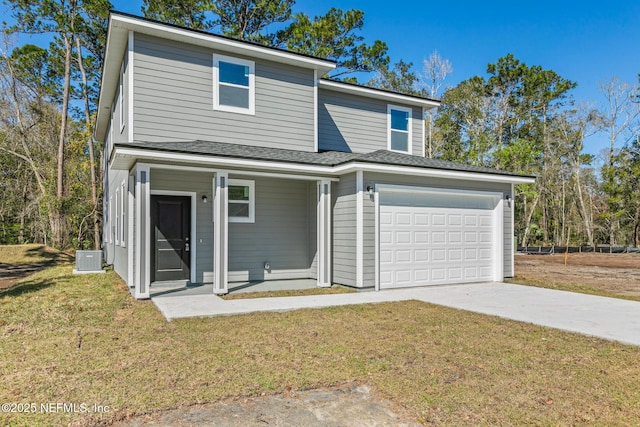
xmin=1 ymin=260 xmax=640 ymax=426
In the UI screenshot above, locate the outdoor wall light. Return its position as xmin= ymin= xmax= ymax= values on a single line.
xmin=366 ymin=185 xmax=375 ymax=202
xmin=201 ymin=195 xmax=208 ymax=203
xmin=505 ymin=194 xmax=511 ymax=201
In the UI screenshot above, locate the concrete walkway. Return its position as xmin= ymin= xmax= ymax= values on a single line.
xmin=152 ymin=282 xmax=640 ymax=346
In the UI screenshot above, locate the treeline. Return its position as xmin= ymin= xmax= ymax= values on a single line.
xmin=431 ymin=56 xmax=640 ymax=248
xmin=1 ymin=0 xmax=638 ymax=249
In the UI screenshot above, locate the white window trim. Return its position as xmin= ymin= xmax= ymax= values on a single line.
xmin=213 ymin=53 xmax=255 ymax=115
xmin=120 ymin=181 xmax=126 ymax=247
xmin=119 ymin=61 xmax=124 ymax=132
xmin=228 ymin=179 xmax=255 ymax=223
xmin=109 ymin=195 xmax=113 ymax=244
xmin=115 ymin=188 xmax=120 ymax=246
xmin=387 ymin=104 xmax=412 ymax=154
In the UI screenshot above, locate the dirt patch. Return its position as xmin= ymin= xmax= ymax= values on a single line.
xmin=0 ymin=263 xmax=49 ymax=289
xmin=514 ymin=253 xmax=640 ymax=297
xmin=111 ymin=383 xmax=421 ymax=427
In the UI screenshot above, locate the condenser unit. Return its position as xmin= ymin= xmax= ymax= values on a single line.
xmin=73 ymin=250 xmax=105 ymax=274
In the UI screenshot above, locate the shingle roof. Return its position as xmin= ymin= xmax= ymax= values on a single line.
xmin=116 ymin=140 xmax=533 ymax=178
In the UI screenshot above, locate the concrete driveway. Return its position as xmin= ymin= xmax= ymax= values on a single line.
xmin=153 ymin=282 xmax=640 ymax=346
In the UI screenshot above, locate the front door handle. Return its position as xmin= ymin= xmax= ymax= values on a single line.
xmin=185 ymin=243 xmax=190 ymax=252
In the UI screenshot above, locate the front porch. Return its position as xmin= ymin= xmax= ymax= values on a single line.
xmin=126 ymin=162 xmax=335 ymax=299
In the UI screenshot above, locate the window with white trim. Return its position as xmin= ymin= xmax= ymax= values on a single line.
xmin=120 ymin=181 xmax=126 ymax=247
xmin=109 ymin=195 xmax=113 ymax=244
xmin=115 ymin=188 xmax=120 ymax=246
xmin=228 ymin=179 xmax=255 ymax=223
xmin=213 ymin=54 xmax=255 ymax=115
xmin=387 ymin=105 xmax=412 ymax=154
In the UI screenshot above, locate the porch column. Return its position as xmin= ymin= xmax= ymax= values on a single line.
xmin=213 ymin=172 xmax=229 ymax=294
xmin=134 ymin=164 xmax=150 ymax=299
xmin=317 ymin=179 xmax=332 ymax=287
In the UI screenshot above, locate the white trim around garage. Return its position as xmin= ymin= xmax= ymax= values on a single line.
xmin=374 ymin=184 xmax=505 ymax=290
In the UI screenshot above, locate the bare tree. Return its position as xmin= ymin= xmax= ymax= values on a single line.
xmin=596 ymin=77 xmax=640 ymax=246
xmin=420 ymin=50 xmax=452 ymax=158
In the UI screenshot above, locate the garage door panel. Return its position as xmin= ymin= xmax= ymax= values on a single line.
xmin=414 ymin=213 xmax=429 ymax=225
xmin=415 ymin=231 xmax=429 ymax=244
xmin=432 ymin=214 xmax=446 ymax=226
xmin=395 ymin=250 xmax=412 ymax=263
xmin=379 ymin=199 xmax=497 ymax=289
xmin=432 ymin=232 xmax=446 ymax=244
xmin=448 ymin=231 xmax=462 ymax=243
xmin=464 ymin=232 xmax=478 ymax=243
xmin=448 ymin=248 xmax=462 ymax=261
xmin=448 ymin=267 xmax=463 ymax=280
xmin=415 ymin=250 xmax=429 ymax=262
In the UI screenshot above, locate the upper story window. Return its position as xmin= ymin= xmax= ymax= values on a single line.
xmin=387 ymin=105 xmax=412 ymax=154
xmin=228 ymin=179 xmax=255 ymax=223
xmin=213 ymin=54 xmax=255 ymax=115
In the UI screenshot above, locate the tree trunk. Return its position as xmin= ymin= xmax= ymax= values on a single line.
xmin=53 ymin=33 xmax=74 ymax=247
xmin=574 ymin=164 xmax=594 ymax=246
xmin=521 ymin=194 xmax=540 ymax=248
xmin=75 ymin=36 xmax=100 ymax=250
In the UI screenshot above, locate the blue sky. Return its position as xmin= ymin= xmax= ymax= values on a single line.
xmin=5 ymin=0 xmax=639 ymax=157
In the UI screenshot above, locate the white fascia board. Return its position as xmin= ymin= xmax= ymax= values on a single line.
xmin=111 ymin=13 xmax=336 ymax=72
xmin=319 ymin=80 xmax=440 ymax=109
xmin=114 ymin=147 xmax=336 ymax=176
xmin=337 ymin=163 xmax=536 ymax=185
xmin=113 ymin=147 xmax=534 ymax=185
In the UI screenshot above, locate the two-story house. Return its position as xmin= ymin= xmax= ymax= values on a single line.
xmin=96 ymin=12 xmax=534 ymax=299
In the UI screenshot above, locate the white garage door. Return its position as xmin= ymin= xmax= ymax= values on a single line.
xmin=378 ymin=189 xmax=499 ymax=289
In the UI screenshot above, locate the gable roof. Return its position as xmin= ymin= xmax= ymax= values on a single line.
xmin=112 ymin=140 xmax=535 ymax=184
xmin=319 ymin=79 xmax=440 ymax=109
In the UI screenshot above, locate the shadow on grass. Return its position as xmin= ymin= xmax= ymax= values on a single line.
xmin=0 ymin=275 xmax=65 ymax=297
xmin=0 ymin=245 xmax=76 ymax=294
xmin=24 ymin=245 xmax=74 ymax=264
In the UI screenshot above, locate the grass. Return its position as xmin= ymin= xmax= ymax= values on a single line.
xmin=221 ymin=285 xmax=356 ymax=300
xmin=2 ymin=253 xmax=640 ymax=425
xmin=507 ymin=275 xmax=640 ymax=302
xmin=0 ymin=244 xmax=71 ymax=265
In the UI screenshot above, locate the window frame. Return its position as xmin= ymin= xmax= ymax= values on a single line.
xmin=115 ymin=188 xmax=120 ymax=246
xmin=213 ymin=54 xmax=255 ymax=115
xmin=109 ymin=195 xmax=113 ymax=244
xmin=120 ymin=181 xmax=126 ymax=247
xmin=228 ymin=179 xmax=255 ymax=223
xmin=387 ymin=104 xmax=413 ymax=154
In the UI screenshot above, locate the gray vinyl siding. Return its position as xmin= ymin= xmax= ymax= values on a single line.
xmin=318 ymin=89 xmax=424 ymax=155
xmin=133 ymin=33 xmax=315 ymax=151
xmin=228 ymin=175 xmax=315 ymax=281
xmin=332 ymin=173 xmax=357 ymax=286
xmin=362 ymin=173 xmax=511 ymax=283
xmin=105 ymin=168 xmax=130 ymax=282
xmin=150 ymin=169 xmax=215 ymax=283
xmin=111 ymin=48 xmax=129 ymax=145
xmin=308 ymin=182 xmax=318 ymax=279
